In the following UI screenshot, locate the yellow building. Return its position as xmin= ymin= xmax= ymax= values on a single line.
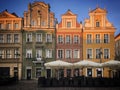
xmin=0 ymin=10 xmax=23 ymax=80
xmin=83 ymin=7 xmax=116 ymax=78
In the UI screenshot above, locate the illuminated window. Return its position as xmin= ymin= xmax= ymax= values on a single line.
xmin=67 ymin=22 xmax=71 ymax=28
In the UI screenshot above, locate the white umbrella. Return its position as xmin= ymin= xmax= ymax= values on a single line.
xmin=44 ymin=60 xmax=73 ymax=67
xmin=73 ymin=60 xmax=102 ymax=68
xmin=102 ymin=60 xmax=120 ymax=68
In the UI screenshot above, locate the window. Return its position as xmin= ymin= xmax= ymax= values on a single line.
xmin=6 ymin=23 xmax=11 ymax=29
xmin=0 ymin=34 xmax=3 ymax=43
xmin=0 ymin=23 xmax=4 ymax=29
xmin=46 ymin=49 xmax=52 ymax=58
xmin=26 ymin=49 xmax=32 ymax=58
xmin=7 ymin=34 xmax=11 ymax=43
xmin=58 ymin=35 xmax=63 ymax=44
xmin=74 ymin=35 xmax=79 ymax=44
xmin=36 ymin=33 xmax=42 ymax=42
xmin=96 ymin=49 xmax=101 ymax=59
xmin=57 ymin=50 xmax=63 ymax=59
xmin=36 ymin=49 xmax=42 ymax=59
xmin=96 ymin=34 xmax=100 ymax=43
xmin=104 ymin=49 xmax=109 ymax=59
xmin=26 ymin=33 xmax=32 ymax=42
xmin=87 ymin=34 xmax=92 ymax=44
xmin=87 ymin=49 xmax=92 ymax=59
xmin=14 ymin=49 xmax=19 ymax=58
xmin=6 ymin=50 xmax=11 ymax=58
xmin=0 ymin=50 xmax=3 ymax=59
xmin=67 ymin=22 xmax=71 ymax=28
xmin=104 ymin=34 xmax=109 ymax=43
xmin=14 ymin=23 xmax=19 ymax=29
xmin=14 ymin=34 xmax=19 ymax=43
xmin=65 ymin=49 xmax=71 ymax=59
xmin=96 ymin=22 xmax=100 ymax=27
xmin=66 ymin=35 xmax=71 ymax=44
xmin=46 ymin=33 xmax=52 ymax=42
xmin=73 ymin=49 xmax=80 ymax=58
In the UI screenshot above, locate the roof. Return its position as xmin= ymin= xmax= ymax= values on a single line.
xmin=90 ymin=7 xmax=107 ymax=13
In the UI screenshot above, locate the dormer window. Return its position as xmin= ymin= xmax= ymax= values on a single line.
xmin=67 ymin=22 xmax=71 ymax=28
xmin=96 ymin=21 xmax=100 ymax=27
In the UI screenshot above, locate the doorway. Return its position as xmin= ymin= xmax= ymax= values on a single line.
xmin=27 ymin=69 xmax=31 ymax=80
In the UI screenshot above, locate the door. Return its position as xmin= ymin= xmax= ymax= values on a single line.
xmin=96 ymin=68 xmax=102 ymax=77
xmin=46 ymin=69 xmax=51 ymax=78
xmin=67 ymin=69 xmax=71 ymax=77
xmin=27 ymin=69 xmax=31 ymax=80
xmin=87 ymin=68 xmax=92 ymax=77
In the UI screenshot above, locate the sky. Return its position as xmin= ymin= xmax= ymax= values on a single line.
xmin=0 ymin=0 xmax=120 ymax=36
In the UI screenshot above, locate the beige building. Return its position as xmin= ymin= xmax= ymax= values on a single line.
xmin=0 ymin=10 xmax=23 ymax=80
xmin=83 ymin=7 xmax=116 ymax=78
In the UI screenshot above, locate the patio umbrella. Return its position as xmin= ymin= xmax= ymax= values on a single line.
xmin=102 ymin=60 xmax=120 ymax=68
xmin=44 ymin=60 xmax=73 ymax=68
xmin=73 ymin=60 xmax=102 ymax=68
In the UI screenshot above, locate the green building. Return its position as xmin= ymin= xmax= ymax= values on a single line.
xmin=22 ymin=1 xmax=56 ymax=80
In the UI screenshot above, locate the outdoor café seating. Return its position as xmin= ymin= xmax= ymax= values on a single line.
xmin=38 ymin=76 xmax=120 ymax=87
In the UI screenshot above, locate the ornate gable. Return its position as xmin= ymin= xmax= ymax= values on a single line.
xmin=62 ymin=9 xmax=76 ymax=16
xmin=0 ymin=10 xmax=18 ymax=18
xmin=90 ymin=7 xmax=107 ymax=13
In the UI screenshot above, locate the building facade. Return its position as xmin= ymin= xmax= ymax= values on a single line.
xmin=22 ymin=1 xmax=56 ymax=79
xmin=0 ymin=10 xmax=23 ymax=80
xmin=83 ymin=7 xmax=116 ymax=78
xmin=115 ymin=33 xmax=120 ymax=61
xmin=56 ymin=10 xmax=83 ymax=78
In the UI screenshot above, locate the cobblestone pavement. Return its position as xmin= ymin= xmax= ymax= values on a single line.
xmin=0 ymin=80 xmax=120 ymax=90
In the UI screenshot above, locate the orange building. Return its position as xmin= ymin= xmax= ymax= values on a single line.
xmin=56 ymin=10 xmax=83 ymax=78
xmin=0 ymin=10 xmax=23 ymax=80
xmin=83 ymin=7 xmax=116 ymax=78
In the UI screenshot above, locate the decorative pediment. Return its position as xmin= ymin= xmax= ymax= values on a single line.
xmin=90 ymin=7 xmax=107 ymax=13
xmin=0 ymin=10 xmax=18 ymax=18
xmin=62 ymin=9 xmax=76 ymax=16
